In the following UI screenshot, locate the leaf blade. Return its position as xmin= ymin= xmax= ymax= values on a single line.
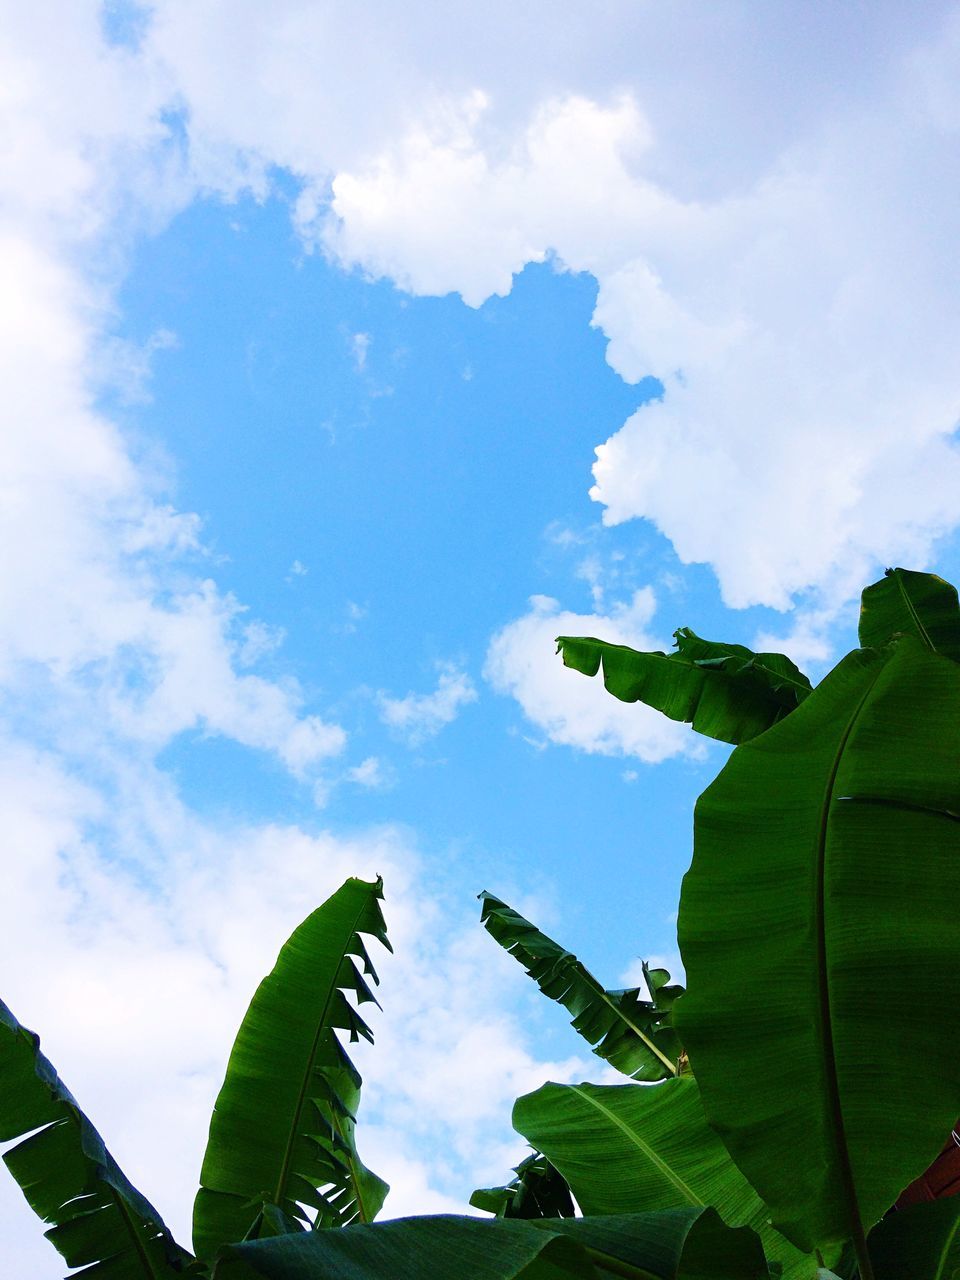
xmin=674 ymin=638 xmax=960 ymax=1255
xmin=193 ymin=877 xmax=390 ymax=1258
xmin=868 ymin=1199 xmax=960 ymax=1280
xmin=556 ymin=630 xmax=812 ymax=745
xmin=0 ymin=999 xmax=192 ymax=1278
xmin=859 ymin=567 xmax=960 ymax=659
xmin=514 ymin=1078 xmax=816 ymax=1280
xmin=212 ymin=1209 xmax=769 ymax=1280
xmin=479 ymin=892 xmax=680 ymax=1081
xmin=471 ymin=1151 xmax=576 ymax=1220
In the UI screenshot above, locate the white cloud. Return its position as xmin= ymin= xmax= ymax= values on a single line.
xmin=484 ymin=589 xmax=693 ymax=761
xmin=351 ymin=330 xmax=371 ymax=371
xmin=93 ymin=326 xmax=180 ymax=405
xmin=347 ymin=755 xmax=393 ymax=790
xmin=378 ymin=664 xmax=479 ymax=745
xmin=9 ymin=4 xmax=960 ymax=1269
xmin=298 ymin=8 xmax=960 ymax=612
xmin=236 ymin=619 xmax=286 ymax=667
xmin=10 ymin=1 xmax=960 ymax=619
xmin=0 ymin=743 xmax=592 ymax=1275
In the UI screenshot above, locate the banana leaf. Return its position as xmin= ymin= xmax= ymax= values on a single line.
xmin=859 ymin=568 xmax=960 ymax=660
xmin=867 ymin=1199 xmax=960 ymax=1280
xmin=471 ymin=1151 xmax=576 ymax=1219
xmin=193 ymin=878 xmax=391 ymax=1259
xmin=0 ymin=999 xmax=193 ymax=1278
xmin=479 ymin=892 xmax=680 ymax=1081
xmin=674 ymin=637 xmax=960 ymax=1263
xmin=211 ymin=1208 xmax=770 ymax=1280
xmin=555 ymin=629 xmax=812 ymax=745
xmin=514 ymin=1079 xmax=817 ymax=1280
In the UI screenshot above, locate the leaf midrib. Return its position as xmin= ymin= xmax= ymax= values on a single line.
xmin=934 ymin=1206 xmax=960 ymax=1280
xmin=813 ymin=659 xmax=882 ymax=1272
xmin=111 ymin=1184 xmax=165 ymax=1279
xmin=570 ymin=1085 xmax=702 ymax=1207
xmin=894 ymin=569 xmax=936 ymax=651
xmin=508 ymin=939 xmax=677 ymax=1078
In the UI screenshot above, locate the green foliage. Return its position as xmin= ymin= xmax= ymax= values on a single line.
xmin=470 ymin=1151 xmax=576 ymax=1219
xmin=867 ymin=1198 xmax=960 ymax=1280
xmin=514 ymin=1080 xmax=816 ymax=1280
xmin=555 ymin=629 xmax=812 ymax=745
xmin=858 ymin=566 xmax=960 ymax=658
xmin=0 ymin=999 xmax=194 ymax=1277
xmin=193 ymin=877 xmax=390 ymax=1257
xmin=674 ymin=637 xmax=960 ymax=1259
xmin=212 ymin=1209 xmax=770 ymax=1280
xmin=5 ymin=566 xmax=960 ymax=1280
xmin=479 ymin=892 xmax=681 ymax=1081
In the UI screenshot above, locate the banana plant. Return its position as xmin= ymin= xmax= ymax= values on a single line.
xmin=0 ymin=1000 xmax=193 ymax=1278
xmin=7 ymin=568 xmax=960 ymax=1279
xmin=555 ymin=628 xmax=812 ymax=745
xmin=479 ymin=891 xmax=683 ymax=1081
xmin=551 ymin=566 xmax=960 ymax=1280
xmin=193 ymin=876 xmax=391 ymax=1257
xmin=470 ymin=1150 xmax=576 ymax=1220
xmin=1 ymin=876 xmax=392 ymax=1278
xmin=212 ymin=1208 xmax=771 ymax=1279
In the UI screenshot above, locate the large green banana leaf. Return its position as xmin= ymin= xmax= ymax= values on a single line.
xmin=471 ymin=1150 xmax=576 ymax=1219
xmin=211 ymin=1208 xmax=770 ymax=1280
xmin=479 ymin=892 xmax=680 ymax=1081
xmin=674 ymin=637 xmax=960 ymax=1262
xmin=193 ymin=878 xmax=391 ymax=1259
xmin=514 ymin=1079 xmax=816 ymax=1280
xmin=555 ymin=629 xmax=812 ymax=745
xmin=867 ymin=1198 xmax=960 ymax=1279
xmin=0 ymin=999 xmax=193 ymax=1278
xmin=859 ymin=567 xmax=960 ymax=659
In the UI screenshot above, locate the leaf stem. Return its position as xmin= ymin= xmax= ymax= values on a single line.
xmin=851 ymin=1222 xmax=875 ymax=1280
xmin=111 ymin=1186 xmax=164 ymax=1279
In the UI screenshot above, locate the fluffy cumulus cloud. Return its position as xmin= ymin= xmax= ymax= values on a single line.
xmin=13 ymin=1 xmax=960 ymax=617
xmin=319 ymin=37 xmax=960 ymax=611
xmin=485 ymin=589 xmax=693 ymax=761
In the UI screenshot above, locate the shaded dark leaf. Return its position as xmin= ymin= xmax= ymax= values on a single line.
xmin=868 ymin=1197 xmax=960 ymax=1280
xmin=471 ymin=1151 xmax=576 ymax=1220
xmin=212 ymin=1208 xmax=770 ymax=1280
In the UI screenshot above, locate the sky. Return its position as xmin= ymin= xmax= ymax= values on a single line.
xmin=4 ymin=2 xmax=960 ymax=1274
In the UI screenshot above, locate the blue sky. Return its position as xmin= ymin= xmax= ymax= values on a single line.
xmin=114 ymin=191 xmax=727 ymax=955
xmin=6 ymin=4 xmax=960 ymax=1274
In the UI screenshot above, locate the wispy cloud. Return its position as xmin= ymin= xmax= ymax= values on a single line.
xmin=351 ymin=330 xmax=371 ymax=371
xmin=346 ymin=755 xmax=394 ymax=789
xmin=378 ymin=664 xmax=478 ymax=746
